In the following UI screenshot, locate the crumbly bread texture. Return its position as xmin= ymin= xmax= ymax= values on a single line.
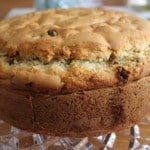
xmin=0 ymin=8 xmax=150 ymax=93
xmin=0 ymin=8 xmax=149 ymax=136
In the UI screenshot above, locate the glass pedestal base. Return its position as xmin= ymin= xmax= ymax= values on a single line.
xmin=0 ymin=118 xmax=149 ymax=150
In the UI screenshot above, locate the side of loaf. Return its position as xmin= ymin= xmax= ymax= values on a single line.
xmin=0 ymin=76 xmax=149 ymax=137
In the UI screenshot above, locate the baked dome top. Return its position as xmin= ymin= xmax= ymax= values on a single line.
xmin=0 ymin=8 xmax=149 ymax=94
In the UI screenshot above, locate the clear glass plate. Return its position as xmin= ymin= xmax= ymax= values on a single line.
xmin=0 ymin=117 xmax=149 ymax=150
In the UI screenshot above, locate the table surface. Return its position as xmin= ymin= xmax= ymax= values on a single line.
xmin=0 ymin=0 xmax=33 ymax=20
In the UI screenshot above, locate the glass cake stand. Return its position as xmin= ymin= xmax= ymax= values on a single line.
xmin=0 ymin=117 xmax=149 ymax=150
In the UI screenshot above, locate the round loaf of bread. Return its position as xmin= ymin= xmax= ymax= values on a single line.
xmin=0 ymin=8 xmax=149 ymax=137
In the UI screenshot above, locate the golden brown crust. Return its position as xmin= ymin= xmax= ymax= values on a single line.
xmin=0 ymin=76 xmax=149 ymax=137
xmin=0 ymin=8 xmax=150 ymax=136
xmin=0 ymin=8 xmax=150 ymax=93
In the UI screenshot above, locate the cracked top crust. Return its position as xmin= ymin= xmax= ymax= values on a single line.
xmin=0 ymin=8 xmax=150 ymax=94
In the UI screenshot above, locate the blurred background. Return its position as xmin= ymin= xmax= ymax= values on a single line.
xmin=0 ymin=0 xmax=149 ymax=20
xmin=0 ymin=0 xmax=33 ymax=19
